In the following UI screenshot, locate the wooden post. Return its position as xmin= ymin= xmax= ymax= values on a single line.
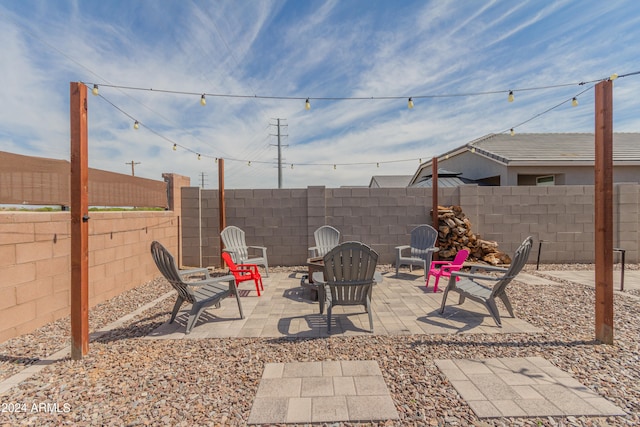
xmin=218 ymin=159 xmax=226 ymax=267
xmin=594 ymin=80 xmax=614 ymax=344
xmin=70 ymin=82 xmax=89 ymax=359
xmin=431 ymin=157 xmax=439 ymax=259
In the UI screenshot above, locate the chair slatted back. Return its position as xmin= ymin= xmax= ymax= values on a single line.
xmin=491 ymin=236 xmax=534 ymax=298
xmin=221 ymin=226 xmax=249 ymax=260
xmin=314 ymin=226 xmax=340 ymax=257
xmin=323 ymin=241 xmax=378 ymax=305
xmin=150 ymin=241 xmax=195 ymax=304
xmin=410 ymin=225 xmax=438 ymax=260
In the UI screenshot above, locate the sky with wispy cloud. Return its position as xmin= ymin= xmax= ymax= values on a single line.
xmin=2 ymin=0 xmax=639 ymax=189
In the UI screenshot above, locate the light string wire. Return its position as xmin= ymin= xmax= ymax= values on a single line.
xmin=84 ymin=70 xmax=639 ymax=168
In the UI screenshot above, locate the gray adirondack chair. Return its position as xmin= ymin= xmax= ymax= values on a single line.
xmin=308 ymin=225 xmax=340 ymax=258
xmin=395 ymin=225 xmax=439 ymax=277
xmin=220 ymin=225 xmax=269 ymax=277
xmin=313 ymin=241 xmax=379 ymax=333
xmin=439 ymin=236 xmax=533 ymax=327
xmin=151 ymin=241 xmax=244 ymax=334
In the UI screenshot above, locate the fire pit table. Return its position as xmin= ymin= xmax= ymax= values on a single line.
xmin=300 ymin=257 xmax=324 ymax=301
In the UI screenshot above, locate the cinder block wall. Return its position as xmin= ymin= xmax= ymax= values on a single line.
xmin=0 ymin=210 xmax=179 ymax=343
xmin=182 ymin=184 xmax=639 ymax=267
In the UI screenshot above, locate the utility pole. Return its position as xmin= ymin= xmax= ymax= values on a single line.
xmin=269 ymin=118 xmax=288 ymax=188
xmin=200 ymin=172 xmax=208 ymax=189
xmin=125 ymin=160 xmax=140 ymax=176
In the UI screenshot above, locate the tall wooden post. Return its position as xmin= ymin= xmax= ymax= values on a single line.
xmin=218 ymin=159 xmax=226 ymax=267
xmin=70 ymin=82 xmax=89 ymax=359
xmin=594 ymin=80 xmax=614 ymax=344
xmin=431 ymin=157 xmax=439 ymax=259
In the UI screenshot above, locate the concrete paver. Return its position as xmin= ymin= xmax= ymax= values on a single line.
xmin=247 ymin=360 xmax=399 ymax=424
xmin=436 ymin=357 xmax=626 ymax=418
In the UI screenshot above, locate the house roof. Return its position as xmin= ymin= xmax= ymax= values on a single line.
xmin=465 ymin=133 xmax=640 ymax=165
xmin=409 ymin=132 xmax=640 ymax=186
xmin=369 ymin=175 xmax=412 ymax=188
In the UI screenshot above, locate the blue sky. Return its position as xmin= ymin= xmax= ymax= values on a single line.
xmin=2 ymin=1 xmax=640 ymax=189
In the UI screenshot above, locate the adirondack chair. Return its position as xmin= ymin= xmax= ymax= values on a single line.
xmin=439 ymin=236 xmax=533 ymax=327
xmin=308 ymin=225 xmax=340 ymax=258
xmin=313 ymin=241 xmax=379 ymax=333
xmin=221 ymin=251 xmax=264 ymax=296
xmin=395 ymin=225 xmax=439 ymax=277
xmin=220 ymin=225 xmax=269 ymax=277
xmin=150 ymin=241 xmax=244 ymax=334
xmin=426 ymin=249 xmax=469 ymax=293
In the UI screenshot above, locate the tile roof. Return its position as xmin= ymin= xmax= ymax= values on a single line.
xmin=469 ymin=133 xmax=640 ymax=164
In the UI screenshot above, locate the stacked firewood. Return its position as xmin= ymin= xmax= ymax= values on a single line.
xmin=432 ymin=205 xmax=511 ymax=265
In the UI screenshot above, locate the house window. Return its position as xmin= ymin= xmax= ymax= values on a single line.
xmin=536 ymin=175 xmax=555 ymax=186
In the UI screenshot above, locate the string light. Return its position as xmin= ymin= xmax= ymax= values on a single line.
xmin=197 ymin=153 xmax=201 ymax=160
xmin=376 ymin=162 xmax=380 ymax=167
xmin=248 ymin=161 xmax=251 ymax=166
xmin=572 ymin=97 xmax=578 ymax=107
xmin=510 ymin=128 xmax=515 ymax=136
xmin=133 ymin=121 xmax=139 ymax=130
xmin=408 ymin=98 xmax=414 ymax=109
xmin=215 ymin=158 xmax=218 ymax=164
xmin=291 ymin=164 xmax=294 ymax=169
xmin=200 ymin=94 xmax=206 ymax=106
xmin=86 ymin=70 xmax=640 ymax=170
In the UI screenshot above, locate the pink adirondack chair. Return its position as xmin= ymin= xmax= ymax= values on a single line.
xmin=426 ymin=249 xmax=469 ymax=292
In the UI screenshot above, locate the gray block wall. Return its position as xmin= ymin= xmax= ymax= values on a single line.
xmin=181 ymin=184 xmax=639 ymax=268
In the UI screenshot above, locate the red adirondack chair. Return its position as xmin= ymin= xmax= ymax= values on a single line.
xmin=222 ymin=252 xmax=264 ymax=296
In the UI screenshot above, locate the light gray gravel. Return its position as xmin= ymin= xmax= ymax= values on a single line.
xmin=0 ymin=264 xmax=638 ymax=426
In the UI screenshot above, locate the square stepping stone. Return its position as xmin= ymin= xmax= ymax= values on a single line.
xmin=248 ymin=360 xmax=399 ymax=424
xmin=436 ymin=357 xmax=626 ymax=419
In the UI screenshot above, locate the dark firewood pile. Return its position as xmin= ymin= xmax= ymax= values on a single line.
xmin=432 ymin=205 xmax=511 ymax=265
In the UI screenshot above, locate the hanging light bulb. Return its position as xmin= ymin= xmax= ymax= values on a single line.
xmin=445 ymin=154 xmax=449 ymax=160
xmin=408 ymin=98 xmax=414 ymax=109
xmin=376 ymin=162 xmax=380 ymax=167
xmin=572 ymin=97 xmax=578 ymax=107
xmin=419 ymin=158 xmax=422 ymax=163
xmin=610 ymin=73 xmax=618 ymax=81
xmin=133 ymin=121 xmax=139 ymax=130
xmin=333 ymin=164 xmax=336 ymax=170
xmin=200 ymin=94 xmax=206 ymax=106
xmin=215 ymin=158 xmax=218 ymax=164
xmin=508 ymin=91 xmax=514 ymax=102
xmin=471 ymin=147 xmax=476 ymax=153
xmin=305 ymin=98 xmax=311 ymax=110
xmin=510 ymin=128 xmax=515 ymax=136
xmin=92 ymin=84 xmax=99 ymax=96
xmin=290 ymin=164 xmax=294 ymax=169
xmin=197 ymin=153 xmax=201 ymax=160
xmin=248 ymin=161 xmax=251 ymax=166
xmin=172 ymin=143 xmax=177 ymax=151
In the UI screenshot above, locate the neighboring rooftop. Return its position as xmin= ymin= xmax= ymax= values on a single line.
xmin=460 ymin=133 xmax=640 ymax=165
xmin=368 ymin=175 xmax=412 ymax=188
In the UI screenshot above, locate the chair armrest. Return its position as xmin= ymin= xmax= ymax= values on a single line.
xmin=395 ymin=245 xmax=410 ymax=256
xmin=184 ymin=274 xmax=236 ymax=287
xmin=430 ymin=260 xmax=452 ymax=267
xmin=178 ymin=267 xmax=210 ymax=278
xmin=451 ymin=271 xmax=501 ymax=281
xmin=248 ymin=245 xmax=267 ymax=254
xmin=308 ymin=246 xmax=319 ymax=258
xmin=440 ymin=265 xmax=462 ymax=273
xmin=426 ymin=247 xmax=440 ymax=253
xmin=469 ymin=264 xmax=508 ymax=274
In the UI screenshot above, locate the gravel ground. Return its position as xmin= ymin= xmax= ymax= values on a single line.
xmin=0 ymin=264 xmax=638 ymax=426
